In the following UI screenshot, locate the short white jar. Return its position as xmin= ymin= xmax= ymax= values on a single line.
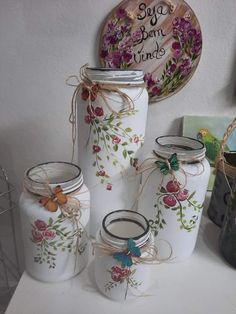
xmin=94 ymin=210 xmax=154 ymax=301
xmin=19 ymin=162 xmax=90 ymax=282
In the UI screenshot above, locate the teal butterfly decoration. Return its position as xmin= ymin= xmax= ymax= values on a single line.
xmin=113 ymin=239 xmax=141 ymax=268
xmin=155 ymin=153 xmax=179 ymax=175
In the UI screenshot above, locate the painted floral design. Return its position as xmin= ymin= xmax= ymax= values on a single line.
xmin=31 ymin=216 xmax=87 ymax=268
xmin=104 ymin=266 xmax=142 ymax=295
xmin=149 ymin=180 xmax=203 ymax=236
xmin=84 ymin=101 xmax=143 ymax=189
xmin=144 ymin=17 xmax=202 ymax=98
xmin=100 ymin=7 xmax=141 ymax=68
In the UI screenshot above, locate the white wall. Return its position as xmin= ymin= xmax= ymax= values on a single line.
xmin=0 ymin=0 xmax=236 ymax=266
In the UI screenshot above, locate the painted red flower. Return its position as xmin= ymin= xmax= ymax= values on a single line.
xmin=43 ymin=230 xmax=56 ymax=241
xmin=34 ymin=220 xmax=47 ymax=231
xmin=32 ymin=229 xmax=43 ymax=243
xmin=111 ymin=266 xmax=131 ymax=282
xmin=163 ymin=195 xmax=177 ymax=207
xmin=166 ymin=180 xmax=180 ymax=193
xmin=112 ymin=136 xmax=121 ymax=144
xmin=176 ymin=189 xmax=189 ymax=201
xmin=97 ymin=170 xmax=106 ymax=177
xmin=84 ymin=115 xmax=92 ymax=124
xmin=81 ymin=87 xmax=89 ymax=101
xmin=93 ymin=145 xmax=101 ymax=154
xmin=106 ymin=183 xmax=112 ymax=191
xmin=94 ymin=107 xmax=104 ymax=117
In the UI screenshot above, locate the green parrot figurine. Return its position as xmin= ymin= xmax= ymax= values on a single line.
xmin=197 ymin=128 xmax=229 ymax=165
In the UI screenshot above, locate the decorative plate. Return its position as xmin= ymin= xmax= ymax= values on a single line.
xmin=99 ymin=0 xmax=202 ymax=103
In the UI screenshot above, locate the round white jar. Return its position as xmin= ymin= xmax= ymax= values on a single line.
xmin=19 ymin=162 xmax=90 ymax=282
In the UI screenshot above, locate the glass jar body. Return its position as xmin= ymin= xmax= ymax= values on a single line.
xmin=19 ymin=162 xmax=90 ymax=282
xmin=94 ymin=210 xmax=154 ymax=301
xmin=139 ymin=136 xmax=210 ymax=262
xmin=77 ymin=68 xmax=149 ymax=237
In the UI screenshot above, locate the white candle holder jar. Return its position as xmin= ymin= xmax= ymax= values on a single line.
xmin=19 ymin=162 xmax=90 ymax=282
xmin=138 ymin=136 xmax=210 ymax=262
xmin=94 ymin=210 xmax=154 ymax=301
xmin=76 ymin=67 xmax=149 ymax=237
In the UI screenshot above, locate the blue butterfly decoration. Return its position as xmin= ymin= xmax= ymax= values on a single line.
xmin=113 ymin=239 xmax=141 ymax=268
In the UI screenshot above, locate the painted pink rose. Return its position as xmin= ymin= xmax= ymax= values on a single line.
xmin=81 ymin=87 xmax=89 ymax=101
xmin=176 ymin=189 xmax=189 ymax=201
xmin=93 ymin=145 xmax=101 ymax=154
xmin=84 ymin=115 xmax=92 ymax=124
xmin=43 ymin=230 xmax=56 ymax=241
xmin=32 ymin=229 xmax=43 ymax=243
xmin=166 ymin=180 xmax=180 ymax=193
xmin=97 ymin=170 xmax=106 ymax=177
xmin=111 ymin=266 xmax=131 ymax=282
xmin=106 ymin=183 xmax=112 ymax=191
xmin=94 ymin=107 xmax=104 ymax=117
xmin=133 ymin=135 xmax=140 ymax=144
xmin=112 ymin=136 xmax=121 ymax=144
xmin=163 ymin=195 xmax=177 ymax=207
xmin=34 ymin=220 xmax=47 ymax=231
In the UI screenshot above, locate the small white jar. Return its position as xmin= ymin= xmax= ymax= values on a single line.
xmin=138 ymin=136 xmax=210 ymax=262
xmin=19 ymin=162 xmax=90 ymax=282
xmin=94 ymin=210 xmax=154 ymax=301
xmin=77 ymin=67 xmax=149 ymax=237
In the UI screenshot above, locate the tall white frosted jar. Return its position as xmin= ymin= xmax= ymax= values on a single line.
xmin=138 ymin=136 xmax=210 ymax=262
xmin=19 ymin=162 xmax=90 ymax=282
xmin=77 ymin=68 xmax=148 ymax=237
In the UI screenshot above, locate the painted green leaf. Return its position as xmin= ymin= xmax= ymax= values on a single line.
xmin=48 ymin=217 xmax=53 ymax=226
xmin=122 ymin=142 xmax=128 ymax=146
xmin=160 ymin=187 xmax=167 ymax=193
xmin=105 ymin=134 xmax=110 ymax=140
xmin=127 ymin=150 xmax=134 ymax=155
xmin=123 ymin=150 xmax=127 ymax=159
xmin=113 ymin=144 xmax=118 ymax=152
xmin=125 ymin=128 xmax=132 ymax=132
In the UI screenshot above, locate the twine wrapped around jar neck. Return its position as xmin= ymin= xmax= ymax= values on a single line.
xmin=66 ymin=64 xmax=146 ymax=162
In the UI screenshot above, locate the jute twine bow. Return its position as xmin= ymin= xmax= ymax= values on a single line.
xmin=216 ymin=117 xmax=236 ymax=199
xmin=66 ymin=64 xmax=146 ymax=162
xmin=132 ymin=150 xmax=205 ymax=209
xmin=92 ymin=237 xmax=172 ymax=265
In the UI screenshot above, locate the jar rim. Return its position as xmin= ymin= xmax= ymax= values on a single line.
xmin=101 ymin=210 xmax=150 ymax=247
xmin=25 ymin=161 xmax=83 ymax=194
xmin=155 ymin=135 xmax=206 ymax=161
xmin=85 ymin=67 xmax=144 ymax=84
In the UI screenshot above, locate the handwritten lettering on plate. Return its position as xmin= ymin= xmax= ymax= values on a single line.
xmin=100 ymin=0 xmax=202 ymax=102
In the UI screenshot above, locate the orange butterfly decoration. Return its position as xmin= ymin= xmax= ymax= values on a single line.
xmin=39 ymin=185 xmax=67 ymax=212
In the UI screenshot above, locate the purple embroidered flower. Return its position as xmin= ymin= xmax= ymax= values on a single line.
xmin=152 ymin=86 xmax=161 ymax=96
xmin=116 ymin=8 xmax=127 ymax=19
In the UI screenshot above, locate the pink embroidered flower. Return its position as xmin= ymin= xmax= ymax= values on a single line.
xmin=133 ymin=135 xmax=140 ymax=144
xmin=111 ymin=266 xmax=131 ymax=282
xmin=163 ymin=195 xmax=177 ymax=207
xmin=166 ymin=180 xmax=180 ymax=193
xmin=32 ymin=229 xmax=43 ymax=243
xmin=176 ymin=189 xmax=189 ymax=201
xmin=34 ymin=220 xmax=47 ymax=231
xmin=112 ymin=136 xmax=121 ymax=144
xmin=106 ymin=183 xmax=112 ymax=191
xmin=43 ymin=230 xmax=56 ymax=241
xmin=97 ymin=170 xmax=106 ymax=177
xmin=93 ymin=145 xmax=101 ymax=154
xmin=94 ymin=106 xmax=104 ymax=117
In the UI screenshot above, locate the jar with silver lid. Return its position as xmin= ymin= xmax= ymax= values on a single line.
xmin=76 ymin=67 xmax=149 ymax=237
xmin=138 ymin=136 xmax=210 ymax=262
xmin=94 ymin=209 xmax=155 ymax=301
xmin=19 ymin=161 xmax=90 ymax=282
